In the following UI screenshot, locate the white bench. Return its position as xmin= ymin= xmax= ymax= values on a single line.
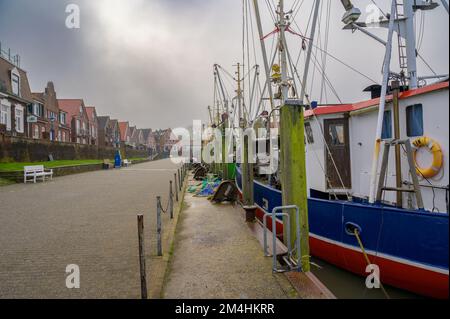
xmin=24 ymin=165 xmax=53 ymax=184
xmin=123 ymin=159 xmax=132 ymax=167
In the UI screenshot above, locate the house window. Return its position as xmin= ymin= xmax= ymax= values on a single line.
xmin=60 ymin=112 xmax=66 ymax=125
xmin=58 ymin=130 xmax=62 ymax=142
xmin=76 ymin=120 xmax=80 ymax=133
xmin=305 ymin=122 xmax=314 ymax=144
xmin=15 ymin=106 xmax=24 ymax=133
xmin=30 ymin=103 xmax=43 ymax=117
xmin=406 ymin=104 xmax=424 ymax=137
xmin=34 ymin=125 xmax=40 ymax=139
xmin=381 ymin=110 xmax=392 ymax=140
xmin=1 ymin=101 xmax=11 ymax=130
xmin=11 ymin=73 xmax=20 ymax=96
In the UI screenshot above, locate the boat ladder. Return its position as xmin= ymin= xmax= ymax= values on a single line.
xmin=376 ymin=139 xmax=424 ymax=209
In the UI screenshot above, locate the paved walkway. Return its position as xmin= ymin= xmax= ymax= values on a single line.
xmin=0 ymin=159 xmax=180 ymax=299
xmin=163 ymin=180 xmax=299 ymax=299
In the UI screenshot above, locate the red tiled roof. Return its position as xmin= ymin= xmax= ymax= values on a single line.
xmin=85 ymin=106 xmax=97 ymax=122
xmin=118 ymin=122 xmax=129 ymax=141
xmin=58 ymin=99 xmax=84 ymax=120
xmin=305 ymin=81 xmax=449 ymax=119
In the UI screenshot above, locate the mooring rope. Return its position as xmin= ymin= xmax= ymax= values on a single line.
xmin=353 ymin=229 xmax=391 ymax=299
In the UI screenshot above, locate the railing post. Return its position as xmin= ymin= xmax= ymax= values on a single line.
xmin=178 ymin=169 xmax=182 ymax=191
xmin=169 ymin=181 xmax=174 ymax=219
xmin=137 ymin=214 xmax=148 ymax=299
xmin=156 ymin=197 xmax=163 ymax=257
xmin=174 ymin=173 xmax=179 ymax=202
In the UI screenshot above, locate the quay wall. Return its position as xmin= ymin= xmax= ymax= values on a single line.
xmin=0 ymin=136 xmax=149 ymax=163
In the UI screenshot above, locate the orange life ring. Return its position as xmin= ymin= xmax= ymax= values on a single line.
xmin=412 ymin=137 xmax=443 ymax=179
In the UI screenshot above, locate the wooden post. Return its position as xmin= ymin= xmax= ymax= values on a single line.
xmin=221 ymin=122 xmax=229 ymax=180
xmin=280 ymin=103 xmax=310 ymax=272
xmin=242 ymin=134 xmax=254 ymax=206
xmin=137 ymin=214 xmax=148 ymax=299
xmin=169 ymin=181 xmax=174 ymax=219
xmin=392 ymin=81 xmax=403 ymax=208
xmin=174 ymin=173 xmax=179 ymax=202
xmin=156 ymin=197 xmax=163 ymax=256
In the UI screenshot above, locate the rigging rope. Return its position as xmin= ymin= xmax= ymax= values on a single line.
xmin=353 ymin=229 xmax=391 ymax=299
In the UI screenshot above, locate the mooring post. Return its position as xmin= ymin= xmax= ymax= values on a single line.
xmin=280 ymin=101 xmax=310 ymax=272
xmin=156 ymin=197 xmax=163 ymax=257
xmin=174 ymin=173 xmax=179 ymax=202
xmin=169 ymin=181 xmax=174 ymax=219
xmin=221 ymin=122 xmax=229 ymax=180
xmin=137 ymin=214 xmax=148 ymax=299
xmin=241 ymin=132 xmax=256 ymax=222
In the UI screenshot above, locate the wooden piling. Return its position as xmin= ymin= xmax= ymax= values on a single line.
xmin=169 ymin=181 xmax=174 ymax=219
xmin=174 ymin=173 xmax=179 ymax=202
xmin=156 ymin=197 xmax=163 ymax=256
xmin=137 ymin=214 xmax=148 ymax=299
xmin=280 ymin=103 xmax=310 ymax=272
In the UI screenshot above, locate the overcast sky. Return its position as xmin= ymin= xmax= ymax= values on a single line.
xmin=0 ymin=0 xmax=448 ymax=129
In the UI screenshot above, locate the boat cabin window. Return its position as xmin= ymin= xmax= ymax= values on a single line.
xmin=381 ymin=110 xmax=392 ymax=140
xmin=406 ymin=104 xmax=424 ymax=137
xmin=305 ymin=122 xmax=314 ymax=144
xmin=328 ymin=123 xmax=345 ymax=146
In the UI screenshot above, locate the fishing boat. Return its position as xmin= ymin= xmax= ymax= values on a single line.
xmin=229 ymin=0 xmax=449 ymax=298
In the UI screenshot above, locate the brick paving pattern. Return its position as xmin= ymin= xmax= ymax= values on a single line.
xmin=0 ymin=159 xmax=178 ymax=299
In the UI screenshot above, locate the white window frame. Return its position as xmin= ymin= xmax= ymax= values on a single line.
xmin=15 ymin=105 xmax=24 ymax=133
xmin=1 ymin=99 xmax=11 ymax=131
xmin=11 ymin=68 xmax=20 ymax=97
xmin=34 ymin=125 xmax=40 ymax=139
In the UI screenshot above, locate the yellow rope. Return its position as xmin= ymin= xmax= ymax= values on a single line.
xmin=354 ymin=229 xmax=391 ymax=299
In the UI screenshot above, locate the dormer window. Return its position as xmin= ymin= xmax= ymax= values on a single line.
xmin=11 ymin=69 xmax=20 ymax=97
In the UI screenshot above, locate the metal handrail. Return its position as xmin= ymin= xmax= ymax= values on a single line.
xmin=262 ymin=205 xmax=301 ymax=272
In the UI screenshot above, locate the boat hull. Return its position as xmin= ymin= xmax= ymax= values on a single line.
xmin=236 ymin=169 xmax=449 ymax=299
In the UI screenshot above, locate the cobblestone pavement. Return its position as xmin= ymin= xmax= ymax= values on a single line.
xmin=0 ymin=159 xmax=180 ymax=299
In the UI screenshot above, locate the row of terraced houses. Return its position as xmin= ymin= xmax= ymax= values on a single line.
xmin=0 ymin=45 xmax=178 ymax=156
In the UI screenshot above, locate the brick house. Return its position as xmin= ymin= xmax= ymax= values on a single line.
xmin=85 ymin=106 xmax=98 ymax=145
xmin=0 ymin=54 xmax=32 ymax=138
xmin=30 ymin=82 xmax=71 ymax=142
xmin=109 ymin=119 xmax=120 ymax=148
xmin=58 ymin=99 xmax=90 ymax=144
xmin=97 ymin=116 xmax=111 ymax=147
xmin=141 ymin=129 xmax=157 ymax=155
xmin=98 ymin=116 xmax=120 ymax=148
xmin=129 ymin=126 xmax=145 ymax=149
xmin=155 ymin=129 xmax=179 ymax=155
xmin=118 ymin=121 xmax=131 ymax=146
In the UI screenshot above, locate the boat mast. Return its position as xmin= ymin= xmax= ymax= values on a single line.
xmin=404 ymin=0 xmax=418 ymax=89
xmin=278 ymin=0 xmax=289 ymax=104
xmin=300 ymin=0 xmax=321 ymax=103
xmin=441 ymin=0 xmax=449 ymax=14
xmin=236 ymin=62 xmax=245 ymax=127
xmin=368 ymin=0 xmax=398 ymax=204
xmin=252 ymin=0 xmax=275 ymax=110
